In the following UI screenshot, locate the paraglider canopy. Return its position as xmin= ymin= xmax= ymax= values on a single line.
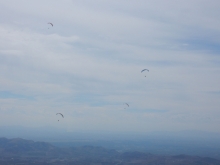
xmin=48 ymin=22 xmax=53 ymax=26
xmin=141 ymin=69 xmax=149 ymax=72
xmin=56 ymin=113 xmax=64 ymax=118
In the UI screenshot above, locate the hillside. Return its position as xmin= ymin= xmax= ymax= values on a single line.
xmin=0 ymin=137 xmax=219 ymax=165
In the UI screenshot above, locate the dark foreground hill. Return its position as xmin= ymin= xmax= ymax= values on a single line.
xmin=0 ymin=137 xmax=219 ymax=165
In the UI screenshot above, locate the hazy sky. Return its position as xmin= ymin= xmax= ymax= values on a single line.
xmin=0 ymin=0 xmax=220 ymax=134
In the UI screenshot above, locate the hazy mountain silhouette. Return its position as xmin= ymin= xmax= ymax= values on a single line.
xmin=0 ymin=137 xmax=220 ymax=165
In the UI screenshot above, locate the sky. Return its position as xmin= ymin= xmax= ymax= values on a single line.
xmin=0 ymin=0 xmax=220 ymax=135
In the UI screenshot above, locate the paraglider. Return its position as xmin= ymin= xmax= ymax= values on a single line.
xmin=56 ymin=113 xmax=64 ymax=121
xmin=47 ymin=22 xmax=53 ymax=29
xmin=124 ymin=103 xmax=129 ymax=109
xmin=141 ymin=69 xmax=149 ymax=77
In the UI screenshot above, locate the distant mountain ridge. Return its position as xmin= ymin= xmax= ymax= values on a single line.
xmin=0 ymin=137 xmax=220 ymax=165
xmin=0 ymin=137 xmax=118 ymax=158
xmin=0 ymin=137 xmax=55 ymax=152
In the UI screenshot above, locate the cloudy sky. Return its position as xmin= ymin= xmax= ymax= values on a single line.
xmin=0 ymin=0 xmax=220 ymax=134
